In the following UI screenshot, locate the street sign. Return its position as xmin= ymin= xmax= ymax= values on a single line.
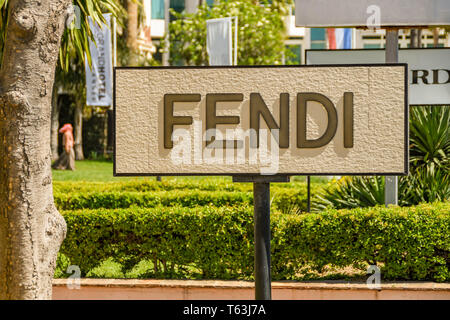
xmin=306 ymin=48 xmax=450 ymax=106
xmin=114 ymin=65 xmax=408 ymax=176
xmin=295 ymin=0 xmax=450 ymax=28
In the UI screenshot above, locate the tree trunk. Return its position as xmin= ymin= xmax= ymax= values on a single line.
xmin=410 ymin=29 xmax=418 ymax=47
xmin=417 ymin=29 xmax=422 ymax=48
xmin=0 ymin=0 xmax=69 ymax=299
xmin=50 ymin=83 xmax=60 ymax=161
xmin=74 ymin=100 xmax=84 ymax=160
xmin=410 ymin=29 xmax=422 ymax=48
xmin=100 ymin=111 xmax=108 ymax=157
xmin=433 ymin=28 xmax=440 ymax=47
xmin=126 ymin=0 xmax=139 ymax=66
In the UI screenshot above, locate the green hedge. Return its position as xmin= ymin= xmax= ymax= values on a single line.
xmin=53 ymin=180 xmax=252 ymax=194
xmin=54 ymin=183 xmax=323 ymax=212
xmin=59 ymin=202 xmax=450 ymax=281
xmin=53 ymin=179 xmax=321 ymax=194
xmin=54 ymin=191 xmax=253 ymax=210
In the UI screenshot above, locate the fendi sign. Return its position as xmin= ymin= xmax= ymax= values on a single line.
xmin=114 ymin=65 xmax=408 ymax=176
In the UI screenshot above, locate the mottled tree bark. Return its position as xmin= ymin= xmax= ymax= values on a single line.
xmin=0 ymin=0 xmax=70 ymax=299
xmin=126 ymin=0 xmax=139 ymax=66
xmin=433 ymin=28 xmax=440 ymax=47
xmin=410 ymin=29 xmax=422 ymax=48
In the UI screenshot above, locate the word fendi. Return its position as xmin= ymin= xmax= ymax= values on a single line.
xmin=164 ymin=92 xmax=354 ymax=150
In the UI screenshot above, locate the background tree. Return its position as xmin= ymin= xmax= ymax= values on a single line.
xmin=126 ymin=0 xmax=139 ymax=65
xmin=51 ymin=0 xmax=124 ymax=161
xmin=166 ymin=0 xmax=292 ymax=66
xmin=0 ymin=0 xmax=121 ymax=299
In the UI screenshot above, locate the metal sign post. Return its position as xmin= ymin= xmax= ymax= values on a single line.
xmin=233 ymin=175 xmax=290 ymax=300
xmin=384 ymin=29 xmax=399 ymax=206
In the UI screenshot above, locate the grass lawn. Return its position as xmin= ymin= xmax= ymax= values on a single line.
xmin=51 ymin=160 xmax=330 ymax=184
xmin=52 ymin=160 xmax=135 ymax=182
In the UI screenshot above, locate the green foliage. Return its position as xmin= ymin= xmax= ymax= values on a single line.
xmin=409 ymin=106 xmax=449 ymax=171
xmin=315 ymin=176 xmax=385 ymax=211
xmin=401 ymin=166 xmax=450 ymax=204
xmin=53 ymin=180 xmax=322 ymax=214
xmin=60 ymin=0 xmax=125 ymax=71
xmin=404 ymin=106 xmax=450 ymax=203
xmin=53 ymin=178 xmax=316 ymax=194
xmin=316 ymin=106 xmax=450 ymax=209
xmin=271 ymin=185 xmax=322 ymax=214
xmin=54 ymin=190 xmax=253 ymax=210
xmin=58 ymin=202 xmax=450 ymax=281
xmin=166 ymin=0 xmax=290 ymax=66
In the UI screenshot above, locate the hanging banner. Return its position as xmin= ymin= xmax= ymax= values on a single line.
xmin=206 ymin=17 xmax=233 ymax=66
xmin=85 ymin=13 xmax=113 ymax=107
xmin=114 ymin=65 xmax=408 ymax=176
xmin=306 ymin=48 xmax=450 ymax=105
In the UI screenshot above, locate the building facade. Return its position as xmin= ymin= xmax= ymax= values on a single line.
xmin=143 ymin=0 xmax=449 ymax=65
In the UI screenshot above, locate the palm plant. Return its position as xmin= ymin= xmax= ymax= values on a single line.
xmin=315 ymin=106 xmax=450 ymax=210
xmin=409 ymin=106 xmax=449 ymax=172
xmin=315 ymin=176 xmax=385 ymax=211
xmin=0 ymin=0 xmax=125 ymax=70
xmin=401 ymin=167 xmax=450 ymax=204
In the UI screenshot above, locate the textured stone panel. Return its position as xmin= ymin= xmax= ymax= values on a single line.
xmin=114 ymin=65 xmax=407 ymax=175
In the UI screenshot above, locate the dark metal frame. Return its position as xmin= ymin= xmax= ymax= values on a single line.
xmin=113 ymin=64 xmax=409 ymax=177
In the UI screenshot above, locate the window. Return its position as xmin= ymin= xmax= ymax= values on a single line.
xmin=169 ymin=0 xmax=185 ymax=21
xmin=427 ymin=43 xmax=444 ymax=48
xmin=152 ymin=0 xmax=165 ymax=19
xmin=311 ymin=42 xmax=326 ymax=49
xmin=363 ymin=43 xmax=381 ymax=49
xmin=311 ymin=28 xmax=325 ymax=41
xmin=310 ymin=28 xmax=326 ymax=49
xmin=170 ymin=0 xmax=185 ymax=13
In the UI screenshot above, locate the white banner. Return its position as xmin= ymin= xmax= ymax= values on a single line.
xmin=306 ymin=48 xmax=450 ymax=105
xmin=85 ymin=13 xmax=113 ymax=107
xmin=206 ymin=17 xmax=233 ymax=66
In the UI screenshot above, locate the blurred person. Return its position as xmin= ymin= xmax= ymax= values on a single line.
xmin=52 ymin=123 xmax=75 ymax=170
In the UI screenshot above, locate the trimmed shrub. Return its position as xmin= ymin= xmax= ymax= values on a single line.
xmin=53 ymin=179 xmax=319 ymax=194
xmin=59 ymin=202 xmax=450 ymax=281
xmin=53 ymin=179 xmax=247 ymax=194
xmin=54 ymin=182 xmax=324 ymax=212
xmin=271 ymin=185 xmax=322 ymax=214
xmin=54 ymin=191 xmax=253 ymax=210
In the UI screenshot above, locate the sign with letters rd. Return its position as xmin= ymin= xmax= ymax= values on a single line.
xmin=306 ymin=48 xmax=450 ymax=106
xmin=114 ymin=65 xmax=408 ymax=176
